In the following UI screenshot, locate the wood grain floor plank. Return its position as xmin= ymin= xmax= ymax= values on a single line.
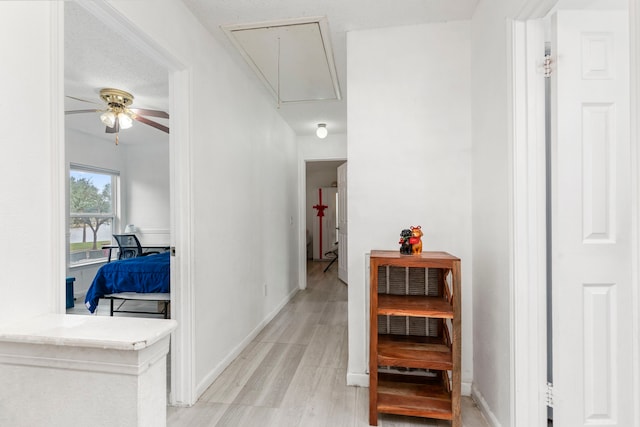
xmin=319 ymin=299 xmax=348 ymax=325
xmin=299 ymin=324 xmax=347 ymax=369
xmin=298 ymin=367 xmax=358 ymax=427
xmin=232 ymin=343 xmax=306 ymax=407
xmin=166 ymin=402 xmax=228 ymax=427
xmin=199 ymin=341 xmax=275 ymax=404
xmin=255 ymin=311 xmax=322 ymax=345
xmin=214 ymin=404 xmax=278 ymax=427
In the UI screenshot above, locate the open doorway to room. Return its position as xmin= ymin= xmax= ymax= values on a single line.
xmin=305 ymin=160 xmax=347 ymax=283
xmin=63 ymin=1 xmax=171 ymax=317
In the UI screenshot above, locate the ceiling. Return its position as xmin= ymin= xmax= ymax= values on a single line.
xmin=222 ymin=17 xmax=342 ymax=104
xmin=185 ymin=0 xmax=479 ymax=137
xmin=64 ymin=2 xmax=169 ymax=146
xmin=64 ymin=0 xmax=478 ymax=144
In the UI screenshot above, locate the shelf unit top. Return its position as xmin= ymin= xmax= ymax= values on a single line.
xmin=370 ymin=251 xmax=459 ymax=268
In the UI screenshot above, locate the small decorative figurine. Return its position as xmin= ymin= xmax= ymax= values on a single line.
xmin=409 ymin=226 xmax=423 ymax=254
xmin=399 ymin=225 xmax=423 ymax=254
xmin=399 ymin=229 xmax=412 ymax=255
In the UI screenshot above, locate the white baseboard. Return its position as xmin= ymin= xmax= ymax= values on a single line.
xmin=471 ymin=383 xmax=502 ymax=427
xmin=346 ymin=372 xmax=370 ymax=387
xmin=462 ymin=381 xmax=472 ymax=396
xmin=195 ymin=286 xmax=299 ymax=397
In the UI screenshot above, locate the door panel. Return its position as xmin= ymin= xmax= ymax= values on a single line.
xmin=551 ymin=10 xmax=631 ymax=426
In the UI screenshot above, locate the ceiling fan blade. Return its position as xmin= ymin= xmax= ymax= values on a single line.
xmin=134 ymin=115 xmax=170 ymax=134
xmin=66 ymin=95 xmax=101 ymax=105
xmin=65 ymin=109 xmax=101 ymax=115
xmin=130 ymin=108 xmax=169 ymax=119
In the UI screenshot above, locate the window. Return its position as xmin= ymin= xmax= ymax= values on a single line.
xmin=69 ymin=165 xmax=119 ymax=266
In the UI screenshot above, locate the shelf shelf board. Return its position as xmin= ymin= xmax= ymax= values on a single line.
xmin=378 ymin=334 xmax=452 ymax=370
xmin=370 ymin=250 xmax=459 ymax=269
xmin=377 ymin=294 xmax=453 ymax=318
xmin=377 ymin=372 xmax=452 ymax=421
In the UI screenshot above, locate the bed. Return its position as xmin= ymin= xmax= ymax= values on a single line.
xmin=85 ymin=251 xmax=170 ymax=317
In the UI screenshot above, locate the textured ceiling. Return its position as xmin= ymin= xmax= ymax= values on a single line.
xmin=64 ymin=2 xmax=169 ymax=146
xmin=224 ymin=19 xmax=341 ymax=103
xmin=182 ymin=0 xmax=479 ymax=136
xmin=64 ymin=0 xmax=479 ymax=143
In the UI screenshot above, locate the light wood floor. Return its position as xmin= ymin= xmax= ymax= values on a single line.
xmin=167 ymin=261 xmax=489 ymax=427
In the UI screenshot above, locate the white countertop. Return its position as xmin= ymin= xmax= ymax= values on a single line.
xmin=0 ymin=314 xmax=177 ymax=350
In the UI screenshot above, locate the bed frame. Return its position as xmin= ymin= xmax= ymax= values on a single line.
xmin=104 ymin=292 xmax=170 ymax=319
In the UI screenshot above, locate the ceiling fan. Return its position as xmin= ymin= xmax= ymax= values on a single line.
xmin=65 ymin=88 xmax=169 ymax=145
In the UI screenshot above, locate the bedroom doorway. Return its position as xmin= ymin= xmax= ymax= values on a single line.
xmin=64 ymin=1 xmax=171 ymax=311
xmin=62 ymin=1 xmax=195 ymax=406
xmin=304 ymin=160 xmax=347 ymax=284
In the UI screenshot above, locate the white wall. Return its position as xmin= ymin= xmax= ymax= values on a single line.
xmin=298 ymin=133 xmax=347 ymax=160
xmin=108 ymin=1 xmax=300 ymax=395
xmin=122 ymin=142 xmax=170 ymax=244
xmin=0 ymin=3 xmax=60 ymax=324
xmin=347 ymin=22 xmax=473 ymax=389
xmin=470 ymin=0 xmax=528 ymax=424
xmin=67 ymin=130 xmax=124 ymax=171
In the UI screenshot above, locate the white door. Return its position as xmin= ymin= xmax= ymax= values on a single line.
xmin=337 ymin=163 xmax=348 ymax=283
xmin=551 ymin=10 xmax=632 ymax=426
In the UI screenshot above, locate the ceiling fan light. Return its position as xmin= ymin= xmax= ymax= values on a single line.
xmin=100 ymin=111 xmax=116 ymax=127
xmin=117 ymin=112 xmax=133 ymax=129
xmin=316 ymin=123 xmax=328 ymax=139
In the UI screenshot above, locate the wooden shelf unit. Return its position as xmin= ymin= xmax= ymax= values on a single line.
xmin=369 ymin=250 xmax=461 ymax=426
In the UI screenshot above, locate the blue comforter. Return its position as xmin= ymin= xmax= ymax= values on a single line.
xmin=85 ymin=251 xmax=170 ymax=313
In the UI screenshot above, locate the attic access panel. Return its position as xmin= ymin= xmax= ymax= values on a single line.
xmin=222 ymin=17 xmax=341 ymax=104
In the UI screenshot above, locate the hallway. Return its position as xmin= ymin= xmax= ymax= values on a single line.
xmin=167 ymin=261 xmax=489 ymax=427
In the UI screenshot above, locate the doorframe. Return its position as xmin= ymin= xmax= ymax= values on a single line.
xmin=509 ymin=15 xmax=548 ymax=427
xmin=630 ymin=0 xmax=640 ymax=423
xmin=51 ymin=2 xmax=66 ymax=314
xmin=509 ymin=0 xmax=640 ymax=425
xmin=297 ymin=156 xmax=347 ymax=291
xmin=53 ymin=1 xmax=197 ymax=406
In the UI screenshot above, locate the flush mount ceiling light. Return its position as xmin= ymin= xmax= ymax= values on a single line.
xmin=316 ymin=123 xmax=328 ymax=139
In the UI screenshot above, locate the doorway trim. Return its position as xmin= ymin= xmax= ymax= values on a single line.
xmin=509 ymin=0 xmax=640 ymax=425
xmin=59 ymin=1 xmax=197 ymax=406
xmin=630 ymin=0 xmax=640 ymax=423
xmin=51 ymin=2 xmax=66 ymax=314
xmin=298 ymin=155 xmax=347 ymax=291
xmin=509 ymin=15 xmax=548 ymax=427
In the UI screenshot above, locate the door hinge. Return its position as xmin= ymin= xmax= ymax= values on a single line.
xmin=546 ymin=382 xmax=554 ymax=408
xmin=544 ymin=54 xmax=553 ymax=78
